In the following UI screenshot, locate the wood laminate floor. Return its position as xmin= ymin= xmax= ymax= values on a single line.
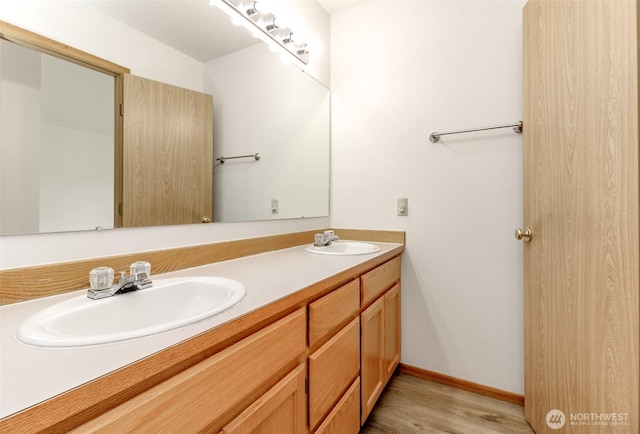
xmin=361 ymin=373 xmax=535 ymax=434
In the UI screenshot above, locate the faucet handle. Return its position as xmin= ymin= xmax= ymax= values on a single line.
xmin=323 ymin=230 xmax=338 ymax=241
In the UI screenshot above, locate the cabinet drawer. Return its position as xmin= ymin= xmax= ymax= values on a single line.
xmin=361 ymin=256 xmax=401 ymax=307
xmin=73 ymin=309 xmax=306 ymax=433
xmin=309 ymin=317 xmax=360 ymax=430
xmin=222 ymin=363 xmax=307 ymax=434
xmin=309 ymin=279 xmax=360 ymax=350
xmin=313 ymin=377 xmax=360 ymax=434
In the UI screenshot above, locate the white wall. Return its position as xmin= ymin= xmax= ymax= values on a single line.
xmin=0 ymin=0 xmax=331 ymax=269
xmin=0 ymin=39 xmax=40 ymax=234
xmin=331 ymin=0 xmax=526 ymax=394
xmin=38 ymin=54 xmax=114 ymax=233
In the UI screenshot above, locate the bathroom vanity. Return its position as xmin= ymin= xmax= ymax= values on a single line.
xmin=0 ymin=230 xmax=403 ymax=433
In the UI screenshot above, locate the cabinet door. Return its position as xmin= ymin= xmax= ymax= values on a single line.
xmin=384 ymin=283 xmax=401 ymax=381
xmin=223 ymin=363 xmax=307 ymax=434
xmin=360 ymin=296 xmax=385 ymax=425
xmin=314 ymin=378 xmax=360 ymax=434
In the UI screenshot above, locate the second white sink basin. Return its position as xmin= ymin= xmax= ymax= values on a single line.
xmin=306 ymin=241 xmax=381 ymax=256
xmin=16 ymin=276 xmax=245 ymax=348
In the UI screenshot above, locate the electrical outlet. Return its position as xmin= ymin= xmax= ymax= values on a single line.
xmin=271 ymin=198 xmax=279 ymax=214
xmin=397 ymin=197 xmax=408 ymax=216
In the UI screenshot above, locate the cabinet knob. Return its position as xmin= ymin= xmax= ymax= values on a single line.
xmin=202 ymin=216 xmax=211 ymax=223
xmin=515 ymin=227 xmax=532 ymax=242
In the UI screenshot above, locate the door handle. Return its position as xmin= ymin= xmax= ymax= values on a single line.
xmin=515 ymin=227 xmax=532 ymax=242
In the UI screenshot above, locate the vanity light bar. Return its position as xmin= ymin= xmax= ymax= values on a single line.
xmin=207 ymin=0 xmax=310 ymax=68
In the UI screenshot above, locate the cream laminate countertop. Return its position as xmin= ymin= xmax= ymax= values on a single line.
xmin=0 ymin=241 xmax=401 ymax=419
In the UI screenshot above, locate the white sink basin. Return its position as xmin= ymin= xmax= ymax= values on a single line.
xmin=16 ymin=276 xmax=245 ymax=348
xmin=306 ymin=241 xmax=381 ymax=256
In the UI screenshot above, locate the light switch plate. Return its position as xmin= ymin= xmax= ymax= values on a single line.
xmin=397 ymin=198 xmax=408 ymax=216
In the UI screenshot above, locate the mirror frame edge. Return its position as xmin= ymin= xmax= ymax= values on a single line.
xmin=0 ymin=20 xmax=130 ymax=229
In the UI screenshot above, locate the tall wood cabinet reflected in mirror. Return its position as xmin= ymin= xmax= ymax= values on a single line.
xmin=121 ymin=74 xmax=213 ymax=227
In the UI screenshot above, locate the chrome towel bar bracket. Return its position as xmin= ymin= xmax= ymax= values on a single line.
xmin=216 ymin=153 xmax=261 ymax=163
xmin=429 ymin=121 xmax=523 ymax=143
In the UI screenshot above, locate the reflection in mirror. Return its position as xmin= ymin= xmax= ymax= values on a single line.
xmin=0 ymin=1 xmax=330 ymax=235
xmin=0 ymin=38 xmax=117 ymax=234
xmin=207 ymin=43 xmax=330 ymax=222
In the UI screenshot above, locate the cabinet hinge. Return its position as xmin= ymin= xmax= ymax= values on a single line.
xmin=120 ymin=103 xmax=124 ymax=116
xmin=305 ymin=378 xmax=308 ymax=394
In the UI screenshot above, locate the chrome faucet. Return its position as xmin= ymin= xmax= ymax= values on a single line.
xmin=314 ymin=230 xmax=339 ymax=247
xmin=87 ymin=271 xmax=153 ymax=300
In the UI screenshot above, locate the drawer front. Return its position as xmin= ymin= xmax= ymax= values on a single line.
xmin=309 ymin=317 xmax=360 ymax=430
xmin=313 ymin=377 xmax=360 ymax=434
xmin=73 ymin=309 xmax=307 ymax=433
xmin=222 ymin=363 xmax=307 ymax=434
xmin=361 ymin=256 xmax=401 ymax=307
xmin=308 ymin=279 xmax=360 ymax=350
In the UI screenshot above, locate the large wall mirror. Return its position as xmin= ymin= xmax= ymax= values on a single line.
xmin=0 ymin=0 xmax=330 ymax=236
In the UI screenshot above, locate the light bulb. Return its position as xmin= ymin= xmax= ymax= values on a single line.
xmin=245 ymin=1 xmax=261 ymax=16
xmin=282 ymin=32 xmax=296 ymax=45
xmin=296 ymin=43 xmax=309 ymax=56
xmin=265 ymin=17 xmax=279 ymax=32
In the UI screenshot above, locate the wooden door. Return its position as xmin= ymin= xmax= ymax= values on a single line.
xmin=121 ymin=74 xmax=213 ymax=227
xmin=523 ymin=1 xmax=639 ymax=432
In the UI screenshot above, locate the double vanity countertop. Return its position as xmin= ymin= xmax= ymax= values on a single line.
xmin=0 ymin=240 xmax=403 ymax=420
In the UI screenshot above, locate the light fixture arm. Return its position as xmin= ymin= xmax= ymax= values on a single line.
xmin=209 ymin=0 xmax=310 ymax=68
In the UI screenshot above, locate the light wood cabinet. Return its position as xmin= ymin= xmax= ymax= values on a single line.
xmin=360 ymin=259 xmax=401 ymax=425
xmin=308 ymin=278 xmax=361 ymax=432
xmin=69 ymin=256 xmax=402 ymax=434
xmin=73 ymin=309 xmax=306 ymax=433
xmin=361 ymin=256 xmax=400 ymax=307
xmin=308 ymin=317 xmax=360 ymax=431
xmin=308 ymin=279 xmax=359 ymax=351
xmin=360 ymin=295 xmax=385 ymax=424
xmin=313 ymin=378 xmax=361 ymax=434
xmin=384 ymin=283 xmax=401 ymax=379
xmin=222 ymin=363 xmax=307 ymax=434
